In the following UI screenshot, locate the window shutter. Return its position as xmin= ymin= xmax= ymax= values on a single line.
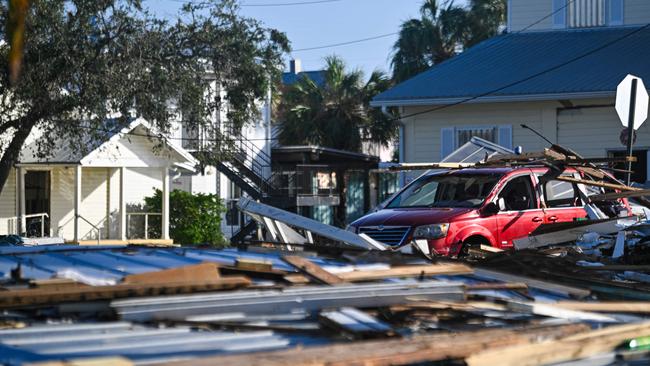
xmin=498 ymin=125 xmax=513 ymax=150
xmin=441 ymin=127 xmax=455 ymax=159
xmin=552 ymin=0 xmax=567 ymax=28
xmin=608 ymin=0 xmax=624 ymax=25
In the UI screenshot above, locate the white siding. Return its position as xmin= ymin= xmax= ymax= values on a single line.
xmin=124 ymin=168 xmax=163 ymax=206
xmin=50 ymin=167 xmax=75 ymax=239
xmin=0 ymin=169 xmax=17 ymax=235
xmin=510 ymin=0 xmax=553 ymax=31
xmin=401 ymin=102 xmax=553 ymax=164
xmin=557 ymin=105 xmax=650 ymax=157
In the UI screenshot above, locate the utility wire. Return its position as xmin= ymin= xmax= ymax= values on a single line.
xmin=165 ymin=0 xmax=342 ymax=7
xmin=293 ymin=32 xmax=398 ymax=52
xmin=393 ymin=23 xmax=650 ymax=122
xmin=48 ymin=0 xmax=641 ymax=145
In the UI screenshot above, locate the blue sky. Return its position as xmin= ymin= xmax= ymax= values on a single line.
xmin=146 ymin=0 xmax=429 ymax=77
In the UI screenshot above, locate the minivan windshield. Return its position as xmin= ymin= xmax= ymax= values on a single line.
xmin=386 ymin=173 xmax=502 ymax=208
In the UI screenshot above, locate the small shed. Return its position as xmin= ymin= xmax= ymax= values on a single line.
xmin=0 ymin=118 xmax=198 ymax=245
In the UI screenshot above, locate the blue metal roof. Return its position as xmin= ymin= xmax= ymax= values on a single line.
xmin=282 ymin=70 xmax=326 ymax=87
xmin=373 ymin=26 xmax=650 ymax=105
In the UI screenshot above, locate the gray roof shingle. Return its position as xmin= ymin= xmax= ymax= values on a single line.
xmin=373 ymin=26 xmax=650 ymax=106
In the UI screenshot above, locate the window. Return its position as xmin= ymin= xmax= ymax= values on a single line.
xmin=456 ymin=127 xmax=497 ymax=147
xmin=440 ymin=125 xmax=512 ymax=159
xmin=541 ymin=177 xmax=582 ymax=208
xmin=498 ymin=175 xmax=536 ymax=211
xmin=387 ymin=173 xmax=502 ymax=208
xmin=568 ymin=0 xmax=606 ymax=28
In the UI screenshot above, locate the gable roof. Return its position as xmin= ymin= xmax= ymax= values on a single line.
xmin=372 ymin=26 xmax=650 ymax=107
xmin=19 ymin=118 xmax=198 ymax=171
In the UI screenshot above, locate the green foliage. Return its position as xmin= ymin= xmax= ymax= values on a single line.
xmin=144 ymin=189 xmax=228 ymax=247
xmin=391 ymin=0 xmax=506 ymax=83
xmin=277 ymin=56 xmax=397 ymax=152
xmin=0 ymin=0 xmax=289 ymax=194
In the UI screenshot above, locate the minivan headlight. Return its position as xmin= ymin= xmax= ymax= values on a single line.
xmin=413 ymin=223 xmax=449 ymax=239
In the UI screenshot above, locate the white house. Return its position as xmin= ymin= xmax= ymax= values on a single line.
xmin=0 ymin=118 xmax=198 ymax=244
xmin=372 ymin=0 xmax=650 ymax=184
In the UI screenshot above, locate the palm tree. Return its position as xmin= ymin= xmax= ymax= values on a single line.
xmin=391 ymin=0 xmax=506 ymax=83
xmin=277 ymin=56 xmax=397 ymax=226
xmin=278 ymin=56 xmax=396 ymax=152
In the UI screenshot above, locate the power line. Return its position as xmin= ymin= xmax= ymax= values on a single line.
xmin=292 ymin=32 xmax=398 ymax=52
xmin=241 ymin=0 xmax=341 ymax=7
xmin=164 ymin=0 xmax=342 ymax=7
xmin=394 ymin=23 xmax=650 ymax=122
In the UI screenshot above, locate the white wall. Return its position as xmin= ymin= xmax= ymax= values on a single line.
xmin=0 ymin=168 xmax=17 ymax=235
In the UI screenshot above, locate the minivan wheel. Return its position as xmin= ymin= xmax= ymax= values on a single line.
xmin=458 ymin=237 xmax=488 ymax=258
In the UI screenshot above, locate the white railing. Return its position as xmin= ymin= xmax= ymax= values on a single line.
xmin=1 ymin=213 xmax=49 ymax=237
xmin=76 ymin=214 xmax=102 ymax=245
xmin=126 ymin=212 xmax=162 ymax=240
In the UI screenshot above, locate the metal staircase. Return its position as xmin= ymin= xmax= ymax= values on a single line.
xmin=211 ymin=128 xmax=292 ymax=242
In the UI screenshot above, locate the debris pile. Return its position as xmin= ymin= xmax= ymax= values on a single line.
xmin=1 ymin=243 xmax=650 ymax=366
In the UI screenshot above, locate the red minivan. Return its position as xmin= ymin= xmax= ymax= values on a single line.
xmin=349 ymin=167 xmax=623 ymax=256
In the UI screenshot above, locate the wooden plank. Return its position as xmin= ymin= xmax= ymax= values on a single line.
xmin=164 ymin=324 xmax=589 ymax=366
xmin=29 ymin=278 xmax=89 ymax=291
xmin=473 ymin=268 xmax=590 ymax=298
xmin=554 ymin=301 xmax=650 ymax=313
xmin=0 ymin=276 xmax=251 ymax=309
xmin=338 ymin=263 xmax=473 ymax=282
xmin=123 ymin=263 xmax=220 ymax=285
xmin=283 ymin=263 xmax=474 ymax=284
xmin=26 ymin=356 xmax=134 ymax=366
xmin=589 ymin=188 xmax=650 ymax=202
xmin=554 ymin=175 xmax=641 ymax=191
xmin=235 ymin=258 xmax=274 ymax=272
xmin=465 ymin=321 xmax=650 ymax=366
xmin=282 ymin=255 xmax=344 ymax=285
xmin=486 ymin=149 xmax=566 ymax=163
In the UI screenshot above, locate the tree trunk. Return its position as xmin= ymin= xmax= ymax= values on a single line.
xmin=0 ymin=118 xmax=37 ymax=196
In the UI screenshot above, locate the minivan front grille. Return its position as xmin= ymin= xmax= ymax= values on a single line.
xmin=358 ymin=226 xmax=410 ymax=246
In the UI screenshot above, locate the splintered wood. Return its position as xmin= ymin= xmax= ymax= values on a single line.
xmin=164 ymin=324 xmax=589 ymax=366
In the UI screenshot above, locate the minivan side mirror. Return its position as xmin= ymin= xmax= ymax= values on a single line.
xmin=482 ymin=202 xmax=499 ymax=216
xmin=482 ymin=198 xmax=506 ymax=216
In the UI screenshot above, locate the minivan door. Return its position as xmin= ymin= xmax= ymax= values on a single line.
xmin=536 ymin=174 xmax=588 ymax=223
xmin=495 ymin=174 xmax=545 ymax=248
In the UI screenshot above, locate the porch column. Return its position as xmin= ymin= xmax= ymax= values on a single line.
xmin=161 ymin=167 xmax=170 ymax=240
xmin=73 ymin=165 xmax=82 ymax=242
xmin=17 ymin=167 xmax=25 ymax=234
xmin=119 ymin=167 xmax=127 ymax=240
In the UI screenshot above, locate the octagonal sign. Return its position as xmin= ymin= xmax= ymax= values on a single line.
xmin=616 ymin=74 xmax=649 ymax=130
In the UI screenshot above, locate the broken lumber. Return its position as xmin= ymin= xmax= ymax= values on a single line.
xmin=0 ymin=276 xmax=251 ymax=309
xmin=164 ymin=323 xmax=589 ymax=366
xmin=589 ymin=188 xmax=650 ymax=202
xmin=122 ymin=262 xmax=220 ymax=285
xmin=554 ymin=301 xmax=650 ymax=314
xmin=282 ymin=263 xmax=473 ymax=284
xmin=235 ymin=258 xmax=274 ymax=272
xmin=554 ymin=175 xmax=641 ymax=191
xmin=282 ymin=255 xmax=344 ymax=285
xmin=465 ymin=321 xmax=650 ymax=366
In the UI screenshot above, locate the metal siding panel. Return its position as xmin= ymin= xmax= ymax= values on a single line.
xmin=441 ymin=127 xmax=455 ymax=159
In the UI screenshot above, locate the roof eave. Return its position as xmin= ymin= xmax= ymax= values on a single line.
xmin=370 ymin=91 xmax=617 ymax=108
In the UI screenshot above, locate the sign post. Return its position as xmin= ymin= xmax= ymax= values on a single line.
xmin=615 ymin=74 xmax=649 ymax=185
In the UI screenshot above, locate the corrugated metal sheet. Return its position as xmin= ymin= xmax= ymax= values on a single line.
xmin=374 ymin=26 xmax=650 ymax=104
xmin=0 ymin=321 xmax=321 ymax=365
xmin=0 ymin=245 xmax=383 ymax=283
